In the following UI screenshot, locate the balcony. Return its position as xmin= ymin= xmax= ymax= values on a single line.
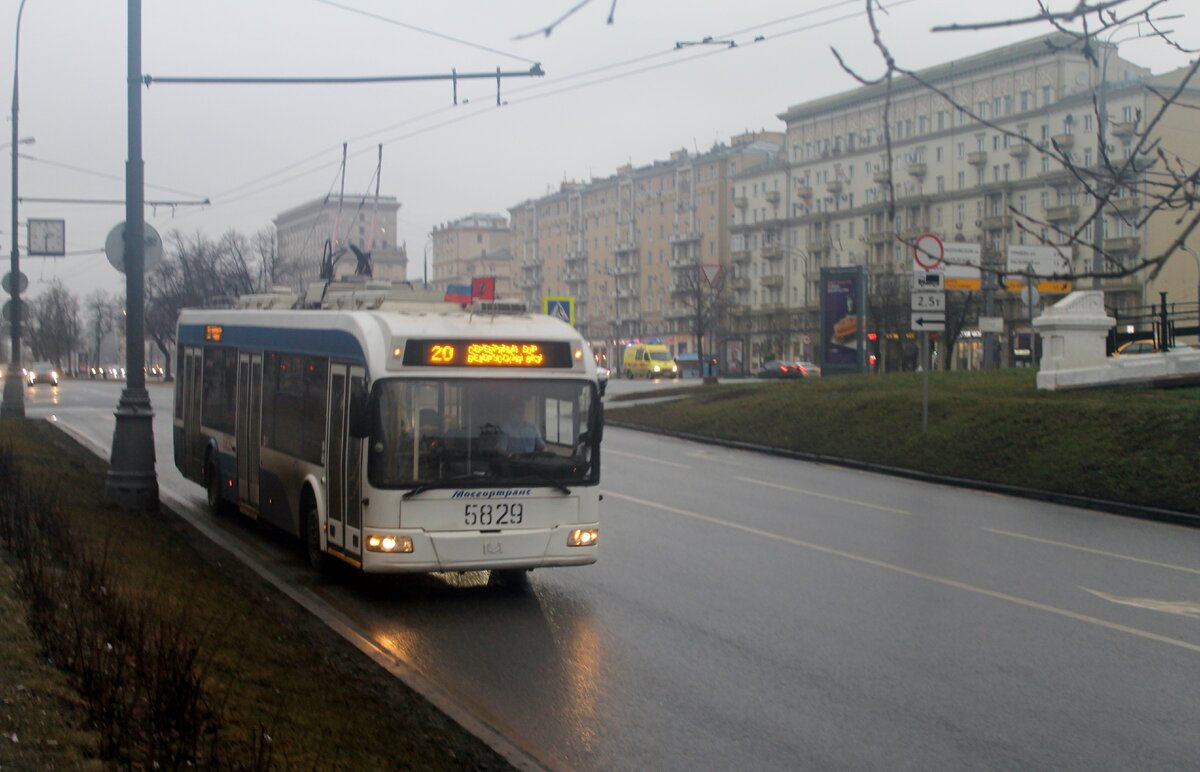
xmin=668 ymin=254 xmax=696 ymax=268
xmin=1110 ymin=121 xmax=1137 ymax=139
xmin=669 ymin=230 xmax=702 ymax=245
xmin=980 ymin=215 xmax=1011 ymax=231
xmin=613 ymin=262 xmax=639 ymax=276
xmin=1051 ymin=133 xmax=1075 ymax=149
xmin=967 ymin=151 xmax=988 ymax=166
xmin=807 ymin=235 xmax=833 ymax=251
xmin=563 ymin=269 xmax=587 ymax=283
xmin=795 ymin=185 xmax=813 ymax=199
xmin=760 ymin=275 xmax=785 ymax=288
xmin=665 ymin=306 xmax=693 ymax=320
xmin=1045 ymin=205 xmax=1079 ymax=223
xmin=1008 ymin=143 xmax=1030 ymax=158
xmin=734 ymin=196 xmax=748 ymax=209
xmin=761 ymin=243 xmax=783 ymax=260
xmin=1104 ymin=236 xmax=1141 ymax=254
xmin=731 ymin=248 xmax=751 ymax=263
xmin=907 ymin=162 xmax=927 ymax=178
xmin=521 ymin=257 xmax=541 ymax=269
xmin=900 ymin=226 xmax=925 ymax=241
xmin=825 ymin=180 xmax=843 ymax=194
xmin=873 ymin=170 xmax=891 ymax=185
xmin=765 ymin=190 xmax=780 ymax=204
xmin=613 ymin=241 xmax=638 ymax=254
xmin=1111 ymin=196 xmax=1141 ymax=214
xmin=615 ymin=287 xmax=639 ymax=298
xmin=564 ymin=249 xmax=587 ymax=263
xmin=865 ymin=231 xmax=892 ymax=245
xmin=729 ymin=277 xmax=750 ymax=290
xmin=759 ymin=302 xmax=786 ymax=312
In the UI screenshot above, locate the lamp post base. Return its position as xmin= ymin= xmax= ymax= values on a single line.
xmin=1 ymin=364 xmax=25 ymax=417
xmin=105 ymin=387 xmax=158 ymax=511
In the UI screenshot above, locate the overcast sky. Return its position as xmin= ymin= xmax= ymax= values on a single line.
xmin=3 ymin=0 xmax=1196 ymax=302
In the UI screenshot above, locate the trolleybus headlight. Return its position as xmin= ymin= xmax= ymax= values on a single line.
xmin=366 ymin=534 xmax=414 ymax=553
xmin=567 ymin=528 xmax=598 ymax=547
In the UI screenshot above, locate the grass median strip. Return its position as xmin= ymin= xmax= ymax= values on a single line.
xmin=607 ymin=369 xmax=1200 ymax=517
xmin=0 ymin=419 xmax=513 ymax=770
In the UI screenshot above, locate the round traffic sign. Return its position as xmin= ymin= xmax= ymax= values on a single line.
xmin=2 ymin=298 xmax=26 ymax=322
xmin=2 ymin=271 xmax=28 ymax=294
xmin=105 ymin=221 xmax=164 ymax=274
xmin=913 ymin=232 xmax=945 ymax=271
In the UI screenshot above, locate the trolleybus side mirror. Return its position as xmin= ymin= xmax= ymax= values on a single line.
xmin=349 ymin=384 xmax=370 ymax=438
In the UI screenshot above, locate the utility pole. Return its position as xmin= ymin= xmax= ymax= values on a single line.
xmin=1 ymin=0 xmax=28 ymax=419
xmin=106 ymin=0 xmax=158 ymax=510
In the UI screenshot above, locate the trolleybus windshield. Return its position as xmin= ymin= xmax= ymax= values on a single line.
xmin=367 ymin=378 xmax=599 ymax=490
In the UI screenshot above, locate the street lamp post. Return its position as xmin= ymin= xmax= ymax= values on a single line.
xmin=105 ymin=0 xmax=158 ymax=510
xmin=1 ymin=0 xmax=29 ymax=418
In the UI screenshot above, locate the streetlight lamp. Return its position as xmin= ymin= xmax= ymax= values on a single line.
xmin=2 ymin=0 xmax=29 ymax=418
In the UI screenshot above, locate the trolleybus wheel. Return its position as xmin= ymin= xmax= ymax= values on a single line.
xmin=205 ymin=456 xmax=231 ymax=517
xmin=303 ymin=497 xmax=330 ymax=573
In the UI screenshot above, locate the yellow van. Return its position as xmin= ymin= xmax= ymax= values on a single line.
xmin=622 ymin=344 xmax=679 ymax=379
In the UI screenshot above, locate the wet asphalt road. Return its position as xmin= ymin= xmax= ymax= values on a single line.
xmin=23 ymin=378 xmax=1200 ymax=771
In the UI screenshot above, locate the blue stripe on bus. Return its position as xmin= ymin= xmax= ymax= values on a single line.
xmin=178 ymin=324 xmax=366 ymax=363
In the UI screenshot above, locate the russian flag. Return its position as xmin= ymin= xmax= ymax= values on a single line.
xmin=444 ymin=283 xmax=471 ymax=304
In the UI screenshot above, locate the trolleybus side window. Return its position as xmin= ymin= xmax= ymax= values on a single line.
xmin=263 ymin=353 xmax=328 ymax=465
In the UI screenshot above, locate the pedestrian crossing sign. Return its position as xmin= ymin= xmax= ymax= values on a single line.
xmin=543 ymin=296 xmax=575 ymax=326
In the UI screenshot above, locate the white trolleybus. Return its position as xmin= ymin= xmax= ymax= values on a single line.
xmin=173 ymin=284 xmax=602 ymax=580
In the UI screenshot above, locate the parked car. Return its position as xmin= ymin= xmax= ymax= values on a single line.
xmin=757 ymin=360 xmax=816 ymax=379
xmin=596 ymin=365 xmax=610 ymax=396
xmin=25 ymin=361 xmax=60 ymax=387
xmin=1113 ymin=339 xmax=1159 ymax=356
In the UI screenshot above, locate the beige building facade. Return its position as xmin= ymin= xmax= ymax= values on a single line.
xmin=275 ymin=195 xmax=408 ymax=285
xmin=507 ymin=131 xmax=781 ymax=368
xmin=429 ymin=213 xmax=514 ymax=297
xmin=441 ymin=34 xmax=1198 ymax=374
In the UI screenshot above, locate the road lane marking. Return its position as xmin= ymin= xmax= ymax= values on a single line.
xmin=602 ymin=490 xmax=1200 ymax=655
xmin=736 ymin=477 xmax=911 ymax=515
xmin=984 ymin=528 xmax=1200 ymax=576
xmin=1082 ymin=588 xmax=1200 ymax=618
xmin=684 ymin=449 xmax=754 ymax=468
xmin=605 ymin=449 xmax=691 ymax=469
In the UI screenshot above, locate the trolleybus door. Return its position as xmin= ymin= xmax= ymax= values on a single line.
xmin=182 ymin=347 xmax=204 ymax=481
xmin=325 ymin=364 xmax=365 ymax=558
xmin=236 ymin=352 xmax=262 ymax=514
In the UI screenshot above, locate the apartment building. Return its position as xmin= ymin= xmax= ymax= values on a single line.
xmin=429 ymin=213 xmax=514 ymax=297
xmin=507 ymin=131 xmax=782 ymax=364
xmin=275 ymin=195 xmax=408 ymax=285
xmin=441 ymin=34 xmax=1197 ymax=373
xmin=740 ymin=31 xmax=1198 ymax=370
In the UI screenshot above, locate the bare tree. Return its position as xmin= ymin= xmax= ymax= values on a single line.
xmin=83 ymin=291 xmax=117 ymax=372
xmin=673 ymin=264 xmax=728 ymax=374
xmin=145 ymin=228 xmax=284 ymax=380
xmin=834 ymin=0 xmax=1199 ymax=290
xmin=28 ymin=279 xmax=81 ymax=371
